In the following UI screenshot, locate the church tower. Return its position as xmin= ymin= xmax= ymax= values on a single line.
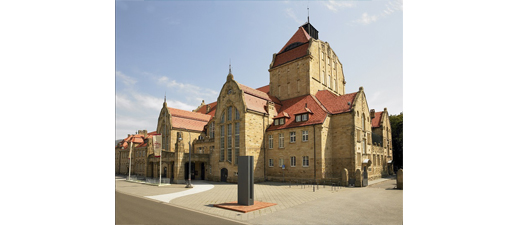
xmin=268 ymin=22 xmax=346 ymax=101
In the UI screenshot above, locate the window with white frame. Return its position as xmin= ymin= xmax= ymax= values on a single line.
xmin=279 ymin=133 xmax=284 ymax=148
xmin=302 ymin=130 xmax=308 ymax=142
xmin=269 ymin=159 xmax=274 ymax=167
xmin=209 ymin=122 xmax=214 ymax=139
xmin=296 ymin=114 xmax=301 ymax=122
xmin=274 ymin=119 xmax=279 ymax=125
xmin=301 ymin=113 xmax=308 ymax=121
xmin=303 ymin=156 xmax=309 ymax=167
xmin=268 ymin=135 xmax=273 ymax=149
xmin=279 ymin=158 xmax=284 ymax=167
xmin=290 ymin=131 xmax=296 ymax=143
xmin=290 ymin=156 xmax=296 ymax=167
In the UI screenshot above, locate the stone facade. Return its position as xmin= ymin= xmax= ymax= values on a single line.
xmin=115 ymin=22 xmax=394 ymax=186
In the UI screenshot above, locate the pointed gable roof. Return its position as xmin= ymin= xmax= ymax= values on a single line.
xmin=278 ymin=27 xmax=312 ymax=53
xmin=315 ymin=90 xmax=358 ymax=114
xmin=371 ymin=111 xmax=384 ymax=128
xmin=271 ymin=27 xmax=312 ymax=69
xmin=195 ymin=101 xmax=218 ymax=119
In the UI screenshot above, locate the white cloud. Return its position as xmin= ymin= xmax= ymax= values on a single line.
xmin=353 ymin=0 xmax=402 ymax=25
xmin=157 ymin=76 xmax=218 ymax=103
xmin=285 ymin=8 xmax=304 ymax=25
xmin=324 ymin=0 xmax=355 ymax=12
xmin=116 ymin=70 xmax=136 ymax=86
xmin=354 ymin=13 xmax=378 ymax=25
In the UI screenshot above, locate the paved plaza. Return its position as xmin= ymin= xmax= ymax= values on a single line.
xmin=115 ymin=176 xmax=403 ymax=224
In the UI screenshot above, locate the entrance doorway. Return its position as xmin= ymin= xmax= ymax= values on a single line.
xmin=362 ymin=166 xmax=368 ymax=187
xmin=201 ymin=163 xmax=205 ymax=180
xmin=184 ymin=162 xmax=195 ymax=180
xmin=221 ymin=168 xmax=228 ymax=182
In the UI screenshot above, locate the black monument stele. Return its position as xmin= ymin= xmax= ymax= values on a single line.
xmin=238 ymin=156 xmax=254 ymax=206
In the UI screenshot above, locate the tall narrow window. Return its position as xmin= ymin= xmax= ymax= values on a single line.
xmin=221 ymin=112 xmax=225 ymax=123
xmin=362 ymin=139 xmax=366 ymax=154
xmin=303 ymin=156 xmax=309 ymax=167
xmin=279 ymin=158 xmax=284 ymax=168
xmin=362 ymin=114 xmax=365 ymax=130
xmin=220 ymin=125 xmax=225 ymax=161
xmin=228 ymin=106 xmax=232 ymax=121
xmin=290 ymin=156 xmax=296 ymax=167
xmin=268 ymin=135 xmax=273 ymax=149
xmin=279 ymin=133 xmax=284 ymax=148
xmin=227 ymin=125 xmax=232 ymax=163
xmin=209 ymin=122 xmax=214 ymax=139
xmin=235 ymin=122 xmax=240 ymax=164
xmin=302 ymin=130 xmax=309 ymax=142
xmin=327 ymin=74 xmax=330 ymax=87
xmin=290 ymin=131 xmax=296 ymax=143
xmin=269 ymin=159 xmax=274 ymax=167
xmin=321 ymin=70 xmax=325 ymax=84
xmin=235 ymin=108 xmax=240 ymax=120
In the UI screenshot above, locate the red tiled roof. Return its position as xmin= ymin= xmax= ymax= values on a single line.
xmin=116 ymin=134 xmax=146 ymax=149
xmin=273 ymin=112 xmax=290 ymax=119
xmin=315 ymin=90 xmax=358 ymax=114
xmin=371 ymin=112 xmax=384 ymax=128
xmin=278 ymin=27 xmax=312 ymax=53
xmin=239 ymin=83 xmax=273 ymax=102
xmin=272 ymin=42 xmax=309 ymax=68
xmin=244 ymin=93 xmax=269 ymax=114
xmin=168 ymin=107 xmax=211 ymax=131
xmin=267 ymin=94 xmax=327 ymax=131
xmin=195 ymin=101 xmax=218 ymax=119
xmin=256 ymin=85 xmax=270 ymax=94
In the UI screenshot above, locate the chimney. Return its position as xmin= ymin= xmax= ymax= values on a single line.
xmin=370 ymin=109 xmax=375 ymax=119
xmin=206 ymin=105 xmax=211 ymax=114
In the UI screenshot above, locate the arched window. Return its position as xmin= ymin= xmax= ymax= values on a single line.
xmin=221 ymin=111 xmax=225 ymax=123
xmin=228 ymin=106 xmax=232 ymax=121
xmin=235 ymin=108 xmax=240 ymax=120
xmin=362 ymin=114 xmax=365 ymax=130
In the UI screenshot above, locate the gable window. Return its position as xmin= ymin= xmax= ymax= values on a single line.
xmin=275 ymin=118 xmax=285 ymax=125
xmin=301 ymin=113 xmax=308 ymax=121
xmin=268 ymin=135 xmax=273 ymax=149
xmin=220 ymin=125 xmax=225 ymax=161
xmin=290 ymin=132 xmax=296 ymax=143
xmin=228 ymin=106 xmax=232 ymax=121
xmin=279 ymin=133 xmax=284 ymax=148
xmin=290 ymin=156 xmax=296 ymax=167
xmin=227 ymin=125 xmax=232 ymax=163
xmin=302 ymin=130 xmax=309 ymax=142
xmin=274 ymin=119 xmax=279 ymax=126
xmin=296 ymin=115 xmax=301 ymax=122
xmin=303 ymin=156 xmax=309 ymax=167
xmin=235 ymin=122 xmax=240 ymax=164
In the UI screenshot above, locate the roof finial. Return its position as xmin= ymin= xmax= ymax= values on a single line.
xmin=229 ymin=58 xmax=232 ymax=74
xmin=164 ymin=91 xmax=166 ymax=102
xmin=307 ymin=6 xmax=310 ymax=23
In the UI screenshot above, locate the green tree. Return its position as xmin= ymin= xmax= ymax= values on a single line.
xmin=389 ymin=112 xmax=403 ymax=170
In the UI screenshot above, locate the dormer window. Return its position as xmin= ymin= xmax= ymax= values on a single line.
xmin=295 ymin=113 xmax=309 ymax=122
xmin=274 ymin=118 xmax=285 ymax=125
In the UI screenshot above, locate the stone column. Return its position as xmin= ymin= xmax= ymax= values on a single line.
xmin=396 ymin=169 xmax=403 ymax=189
xmin=173 ymin=132 xmax=186 ymax=184
xmin=342 ymin=168 xmax=349 ymax=187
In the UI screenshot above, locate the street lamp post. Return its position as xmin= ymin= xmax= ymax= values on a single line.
xmin=186 ymin=132 xmax=193 ymax=188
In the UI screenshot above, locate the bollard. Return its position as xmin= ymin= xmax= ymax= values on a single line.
xmin=313 ymin=186 xmax=315 ymax=192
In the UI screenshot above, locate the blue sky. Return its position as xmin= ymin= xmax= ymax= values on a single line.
xmin=116 ymin=0 xmax=403 ymax=139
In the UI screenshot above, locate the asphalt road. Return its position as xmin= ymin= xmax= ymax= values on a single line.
xmin=115 ymin=191 xmax=245 ymax=225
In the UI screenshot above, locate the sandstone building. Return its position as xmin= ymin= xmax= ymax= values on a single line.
xmin=116 ymin=22 xmax=394 ymax=186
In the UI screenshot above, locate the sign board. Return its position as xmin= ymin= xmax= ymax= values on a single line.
xmin=128 ymin=142 xmax=133 ymax=159
xmin=153 ymin=135 xmax=162 ymax=157
xmin=282 ymin=165 xmax=285 ymax=170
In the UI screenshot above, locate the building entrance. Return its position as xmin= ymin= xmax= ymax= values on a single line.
xmin=221 ymin=168 xmax=228 ymax=182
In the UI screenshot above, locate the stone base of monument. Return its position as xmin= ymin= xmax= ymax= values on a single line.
xmin=213 ymin=201 xmax=276 ymax=213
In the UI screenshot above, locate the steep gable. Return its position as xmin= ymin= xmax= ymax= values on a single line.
xmin=315 ymin=90 xmax=358 ymax=114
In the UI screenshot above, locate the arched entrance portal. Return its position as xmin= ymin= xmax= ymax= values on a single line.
xmin=221 ymin=168 xmax=228 ymax=182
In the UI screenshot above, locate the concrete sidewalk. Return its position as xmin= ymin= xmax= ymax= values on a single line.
xmin=115 ymin=177 xmax=402 ymax=224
